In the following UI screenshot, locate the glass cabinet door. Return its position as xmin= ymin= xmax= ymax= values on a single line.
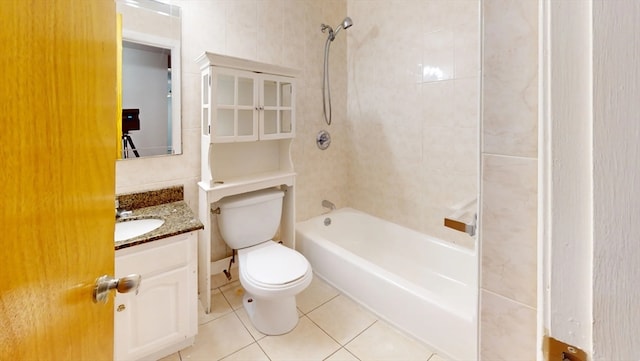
xmin=201 ymin=72 xmax=210 ymax=136
xmin=208 ymin=68 xmax=294 ymax=142
xmin=211 ymin=68 xmax=258 ymax=142
xmin=279 ymin=82 xmax=293 ymax=135
xmin=237 ymin=76 xmax=255 ymax=137
xmin=260 ymin=75 xmax=295 ymax=140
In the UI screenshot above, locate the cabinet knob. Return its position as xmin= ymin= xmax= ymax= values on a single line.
xmin=93 ymin=274 xmax=142 ymax=304
xmin=117 ymin=304 xmax=126 ymax=312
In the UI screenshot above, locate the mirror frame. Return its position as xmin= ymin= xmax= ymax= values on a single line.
xmin=117 ymin=0 xmax=182 ymax=158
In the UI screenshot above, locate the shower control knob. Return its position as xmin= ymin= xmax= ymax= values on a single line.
xmin=316 ymin=130 xmax=331 ymax=150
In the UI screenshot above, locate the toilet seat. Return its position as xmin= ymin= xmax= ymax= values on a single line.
xmin=242 ymin=242 xmax=310 ymax=288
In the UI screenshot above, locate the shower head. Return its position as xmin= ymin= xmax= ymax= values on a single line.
xmin=341 ymin=17 xmax=353 ymax=30
xmin=334 ymin=16 xmax=353 ymax=38
xmin=322 ymin=16 xmax=353 ymax=41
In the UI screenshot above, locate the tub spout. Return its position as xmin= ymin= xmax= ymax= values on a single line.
xmin=322 ymin=200 xmax=336 ymax=212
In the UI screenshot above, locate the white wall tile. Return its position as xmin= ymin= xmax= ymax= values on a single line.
xmin=179 ymin=0 xmax=226 ymax=73
xmin=257 ymin=0 xmax=284 ymax=65
xmin=482 ymin=0 xmax=538 ymax=157
xmin=479 ymin=0 xmax=539 ymax=357
xmin=480 ymin=290 xmax=537 ymax=360
xmin=423 ymin=30 xmax=454 ymax=83
xmin=481 ymin=154 xmax=537 ymax=307
xmin=346 ymin=0 xmax=479 ymax=247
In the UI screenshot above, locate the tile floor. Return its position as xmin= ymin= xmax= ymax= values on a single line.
xmin=159 ymin=275 xmax=447 ymax=361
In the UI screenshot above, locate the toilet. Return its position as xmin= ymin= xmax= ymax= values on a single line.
xmin=217 ymin=188 xmax=312 ymax=335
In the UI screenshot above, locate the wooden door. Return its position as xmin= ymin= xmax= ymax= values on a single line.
xmin=0 ymin=1 xmax=117 ymax=360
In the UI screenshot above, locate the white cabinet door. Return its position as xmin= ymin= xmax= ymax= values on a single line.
xmin=114 ymin=233 xmax=197 ymax=361
xmin=210 ymin=68 xmax=259 ymax=142
xmin=206 ymin=67 xmax=295 ymax=143
xmin=114 ymin=267 xmax=190 ymax=361
xmin=259 ymin=74 xmax=295 ymax=140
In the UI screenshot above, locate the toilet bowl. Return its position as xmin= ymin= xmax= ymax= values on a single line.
xmin=216 ymin=188 xmax=313 ymax=335
xmin=238 ymin=241 xmax=312 ymax=334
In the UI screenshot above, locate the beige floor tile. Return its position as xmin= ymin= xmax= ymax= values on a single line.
xmin=258 ymin=316 xmax=341 ymax=361
xmin=188 ymin=273 xmax=448 ymax=361
xmin=325 ymin=348 xmax=360 ymax=361
xmin=181 ymin=312 xmax=254 ymax=360
xmin=296 ymin=275 xmax=340 ymax=314
xmin=235 ymin=307 xmax=267 ymax=341
xmin=346 ymin=321 xmax=434 ymax=361
xmin=220 ymin=343 xmax=269 ymax=361
xmin=308 ymin=295 xmax=377 ymax=344
xmin=158 ymin=352 xmax=181 ymax=361
xmin=220 ymin=281 xmax=245 ymax=310
xmin=199 ymin=289 xmax=233 ymax=325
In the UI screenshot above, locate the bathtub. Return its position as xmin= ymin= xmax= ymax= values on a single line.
xmin=295 ymin=208 xmax=477 ymax=360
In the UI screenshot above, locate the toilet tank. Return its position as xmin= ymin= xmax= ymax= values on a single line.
xmin=217 ymin=188 xmax=285 ymax=249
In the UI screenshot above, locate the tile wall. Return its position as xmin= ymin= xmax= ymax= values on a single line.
xmin=480 ymin=0 xmax=538 ymax=359
xmin=346 ymin=0 xmax=480 ymax=249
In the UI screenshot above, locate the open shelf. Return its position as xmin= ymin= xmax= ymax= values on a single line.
xmin=198 ymin=170 xmax=295 ymax=202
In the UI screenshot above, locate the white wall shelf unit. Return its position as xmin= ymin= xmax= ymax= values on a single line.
xmin=196 ymin=52 xmax=299 ymax=313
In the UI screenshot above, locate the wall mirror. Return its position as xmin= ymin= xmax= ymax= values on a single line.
xmin=116 ymin=0 xmax=181 ymax=159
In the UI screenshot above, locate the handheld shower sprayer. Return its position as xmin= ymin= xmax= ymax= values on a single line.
xmin=321 ymin=17 xmax=353 ymax=42
xmin=321 ymin=16 xmax=353 ymax=126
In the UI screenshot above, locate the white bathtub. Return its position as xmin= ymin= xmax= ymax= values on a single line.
xmin=295 ymin=208 xmax=477 ymax=360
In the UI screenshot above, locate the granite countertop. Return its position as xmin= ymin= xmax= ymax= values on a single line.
xmin=115 ymin=200 xmax=204 ymax=250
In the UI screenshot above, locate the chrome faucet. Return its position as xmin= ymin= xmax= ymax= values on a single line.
xmin=322 ymin=200 xmax=336 ymax=212
xmin=115 ymin=199 xmax=133 ymax=218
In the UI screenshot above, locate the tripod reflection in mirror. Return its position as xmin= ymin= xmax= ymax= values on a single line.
xmin=122 ymin=108 xmax=140 ymax=158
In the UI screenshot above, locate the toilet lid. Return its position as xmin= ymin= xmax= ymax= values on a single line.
xmin=245 ymin=243 xmax=309 ymax=285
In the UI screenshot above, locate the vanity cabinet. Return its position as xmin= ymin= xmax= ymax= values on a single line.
xmin=114 ymin=232 xmax=197 ymax=361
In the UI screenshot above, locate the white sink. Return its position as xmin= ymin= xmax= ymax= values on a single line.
xmin=115 ymin=218 xmax=165 ymax=242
